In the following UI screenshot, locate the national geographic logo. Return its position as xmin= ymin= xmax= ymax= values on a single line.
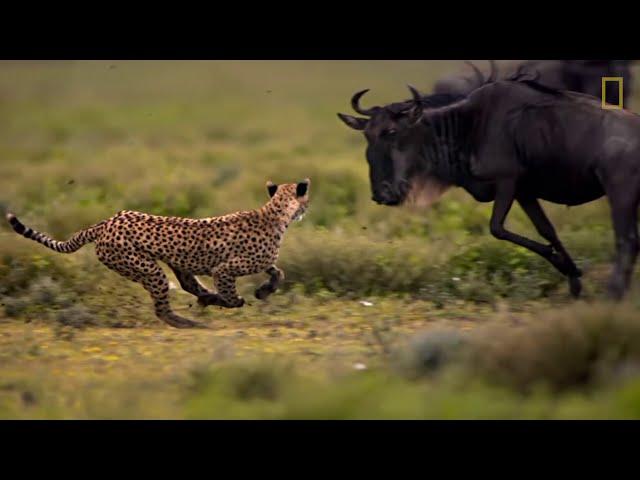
xmin=602 ymin=77 xmax=624 ymax=109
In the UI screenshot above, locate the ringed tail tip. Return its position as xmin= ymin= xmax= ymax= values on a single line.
xmin=6 ymin=212 xmax=26 ymax=235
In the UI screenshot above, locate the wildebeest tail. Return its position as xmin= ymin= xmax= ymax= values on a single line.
xmin=5 ymin=212 xmax=106 ymax=253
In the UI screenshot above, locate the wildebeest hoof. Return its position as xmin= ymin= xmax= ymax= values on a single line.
xmin=542 ymin=244 xmax=554 ymax=257
xmin=568 ymin=276 xmax=582 ymax=298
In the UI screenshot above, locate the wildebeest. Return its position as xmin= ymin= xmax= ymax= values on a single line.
xmin=338 ymin=63 xmax=640 ymax=299
xmin=434 ymin=60 xmax=633 ymax=108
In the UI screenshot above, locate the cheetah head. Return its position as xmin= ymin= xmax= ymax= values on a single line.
xmin=266 ymin=178 xmax=310 ymax=223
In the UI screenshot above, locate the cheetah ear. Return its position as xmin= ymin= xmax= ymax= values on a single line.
xmin=266 ymin=181 xmax=278 ymax=198
xmin=296 ymin=178 xmax=310 ymax=197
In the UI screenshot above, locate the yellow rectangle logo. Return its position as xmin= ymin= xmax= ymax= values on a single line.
xmin=602 ymin=77 xmax=624 ymax=109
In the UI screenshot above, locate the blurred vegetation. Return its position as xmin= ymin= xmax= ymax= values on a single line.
xmin=1 ymin=61 xmax=640 ymax=419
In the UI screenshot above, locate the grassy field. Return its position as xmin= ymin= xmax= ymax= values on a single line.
xmin=2 ymin=60 xmax=640 ymax=419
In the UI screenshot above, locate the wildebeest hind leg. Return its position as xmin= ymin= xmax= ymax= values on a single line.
xmin=607 ymin=199 xmax=639 ymax=300
xmin=518 ymin=197 xmax=582 ymax=297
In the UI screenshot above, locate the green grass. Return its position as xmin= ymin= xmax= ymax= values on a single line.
xmin=1 ymin=60 xmax=640 ymax=418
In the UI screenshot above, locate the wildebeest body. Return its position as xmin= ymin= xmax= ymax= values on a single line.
xmin=509 ymin=97 xmax=634 ymax=205
xmin=467 ymin=84 xmax=636 ymax=202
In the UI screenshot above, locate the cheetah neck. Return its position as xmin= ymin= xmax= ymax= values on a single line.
xmin=258 ymin=202 xmax=293 ymax=232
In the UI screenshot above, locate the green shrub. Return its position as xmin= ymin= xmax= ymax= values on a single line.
xmin=444 ymin=242 xmax=564 ymax=301
xmin=278 ymin=229 xmax=571 ymax=303
xmin=395 ymin=328 xmax=468 ymax=379
xmin=56 ymin=304 xmax=97 ymax=328
xmin=457 ymin=304 xmax=640 ymax=393
xmin=279 ymin=229 xmax=446 ymax=297
xmin=184 ymin=356 xmax=640 ymax=419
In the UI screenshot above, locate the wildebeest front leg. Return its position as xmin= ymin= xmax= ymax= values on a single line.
xmin=490 ymin=182 xmax=581 ymax=296
xmin=255 ymin=265 xmax=284 ymax=300
xmin=518 ymin=197 xmax=582 ymax=297
xmin=490 ymin=182 xmax=555 ymax=257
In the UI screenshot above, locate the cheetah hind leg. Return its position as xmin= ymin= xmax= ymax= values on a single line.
xmin=141 ymin=266 xmax=208 ymax=328
xmin=100 ymin=256 xmax=207 ymax=329
xmin=255 ymin=265 xmax=284 ymax=300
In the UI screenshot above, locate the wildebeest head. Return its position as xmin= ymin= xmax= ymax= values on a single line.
xmin=338 ymin=62 xmax=495 ymax=207
xmin=338 ymin=86 xmax=462 ymax=206
xmin=338 ymin=89 xmax=421 ymax=205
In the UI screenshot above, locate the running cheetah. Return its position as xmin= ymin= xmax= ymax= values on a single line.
xmin=6 ymin=179 xmax=310 ymax=328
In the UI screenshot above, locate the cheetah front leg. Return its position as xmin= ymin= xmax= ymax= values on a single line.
xmin=255 ymin=265 xmax=284 ymax=300
xmin=198 ymin=263 xmax=245 ymax=308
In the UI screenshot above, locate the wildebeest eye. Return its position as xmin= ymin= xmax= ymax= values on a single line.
xmin=380 ymin=128 xmax=397 ymax=139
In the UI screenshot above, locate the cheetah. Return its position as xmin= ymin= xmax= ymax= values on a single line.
xmin=6 ymin=179 xmax=310 ymax=328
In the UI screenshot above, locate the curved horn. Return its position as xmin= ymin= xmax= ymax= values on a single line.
xmin=407 ymin=85 xmax=424 ymax=123
xmin=464 ymin=61 xmax=485 ymax=86
xmin=407 ymin=84 xmax=422 ymax=103
xmin=351 ymin=89 xmax=377 ymax=116
xmin=487 ymin=60 xmax=498 ymax=82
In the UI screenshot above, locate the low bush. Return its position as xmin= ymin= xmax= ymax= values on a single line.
xmin=398 ymin=303 xmax=640 ymax=394
xmin=465 ymin=304 xmax=640 ymax=393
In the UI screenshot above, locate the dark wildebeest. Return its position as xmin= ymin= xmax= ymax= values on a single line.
xmin=434 ymin=60 xmax=633 ymax=108
xmin=338 ymin=64 xmax=640 ymax=299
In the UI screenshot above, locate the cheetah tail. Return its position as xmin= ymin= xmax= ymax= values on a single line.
xmin=5 ymin=212 xmax=106 ymax=254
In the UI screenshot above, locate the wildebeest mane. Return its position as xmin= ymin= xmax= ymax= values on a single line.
xmin=386 ymin=92 xmax=465 ymax=116
xmin=373 ymin=61 xmax=568 ymax=121
xmin=463 ymin=62 xmax=565 ymax=97
xmin=503 ymin=64 xmax=565 ymax=96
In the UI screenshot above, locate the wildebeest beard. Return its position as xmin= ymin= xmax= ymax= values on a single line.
xmin=394 ymin=145 xmax=455 ymax=209
xmin=367 ymin=150 xmax=452 ymax=208
xmin=403 ymin=174 xmax=452 ymax=209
